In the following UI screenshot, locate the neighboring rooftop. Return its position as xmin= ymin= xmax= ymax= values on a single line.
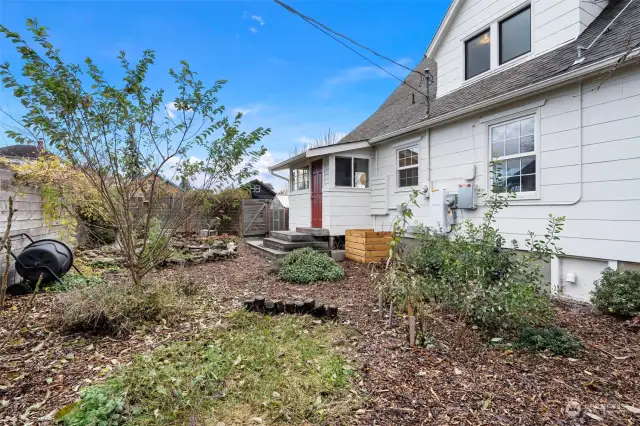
xmin=0 ymin=144 xmax=46 ymax=160
xmin=341 ymin=0 xmax=640 ymax=143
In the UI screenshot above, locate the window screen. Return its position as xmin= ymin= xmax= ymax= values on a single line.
xmin=465 ymin=30 xmax=491 ymax=79
xmin=500 ymin=7 xmax=531 ymax=64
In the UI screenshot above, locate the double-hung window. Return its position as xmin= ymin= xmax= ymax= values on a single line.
xmin=335 ymin=156 xmax=369 ymax=188
xmin=490 ymin=115 xmax=536 ymax=194
xmin=290 ymin=167 xmax=309 ymax=191
xmin=397 ymin=146 xmax=419 ymax=188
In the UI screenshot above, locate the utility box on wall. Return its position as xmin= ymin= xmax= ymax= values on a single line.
xmin=457 ymin=184 xmax=477 ymax=209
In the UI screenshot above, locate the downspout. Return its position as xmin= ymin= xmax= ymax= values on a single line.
xmin=269 ymin=170 xmax=290 ymax=183
xmin=516 ymin=81 xmax=583 ymax=206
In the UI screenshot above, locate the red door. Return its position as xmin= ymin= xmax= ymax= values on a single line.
xmin=311 ymin=160 xmax=323 ymax=228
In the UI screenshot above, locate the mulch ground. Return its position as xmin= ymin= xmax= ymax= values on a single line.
xmin=1 ymin=243 xmax=638 ymax=425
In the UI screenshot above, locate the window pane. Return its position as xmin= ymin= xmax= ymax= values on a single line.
xmin=492 ymin=125 xmax=505 ymax=142
xmin=465 ymin=30 xmax=491 ymax=79
xmin=500 ymin=7 xmax=531 ymax=64
xmin=506 ymin=122 xmax=520 ymax=139
xmin=354 ymin=158 xmax=369 ymax=188
xmin=520 ymin=134 xmax=534 ymax=153
xmin=505 ymin=138 xmax=519 ymax=156
xmin=506 ymin=159 xmax=520 ymax=177
xmin=399 ymin=167 xmax=418 ymax=187
xmin=521 ymin=156 xmax=535 ymax=174
xmin=491 ymin=141 xmax=505 ymax=158
xmin=507 ymin=176 xmax=520 ymax=192
xmin=520 ymin=117 xmax=534 ymax=135
xmin=335 ymin=157 xmax=352 ymax=187
xmin=398 ymin=148 xmax=418 ymax=167
xmin=521 ymin=174 xmax=536 ymax=192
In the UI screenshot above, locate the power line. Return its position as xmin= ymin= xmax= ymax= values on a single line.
xmin=272 ymin=0 xmax=431 ymax=103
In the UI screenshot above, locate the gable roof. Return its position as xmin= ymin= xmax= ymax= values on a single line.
xmin=246 ymin=179 xmax=277 ymax=196
xmin=425 ymin=0 xmax=464 ymax=59
xmin=341 ymin=0 xmax=640 ymax=144
xmin=140 ymin=171 xmax=185 ymax=192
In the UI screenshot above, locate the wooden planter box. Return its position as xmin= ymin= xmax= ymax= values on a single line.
xmin=345 ymin=229 xmax=392 ymax=263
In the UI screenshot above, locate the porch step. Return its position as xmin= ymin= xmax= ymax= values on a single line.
xmin=295 ymin=227 xmax=330 ymax=237
xmin=263 ymin=237 xmax=328 ymax=252
xmin=245 ymin=238 xmax=287 ymax=259
xmin=270 ymin=230 xmax=314 ymax=242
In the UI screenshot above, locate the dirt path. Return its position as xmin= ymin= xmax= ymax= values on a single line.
xmin=1 ymin=244 xmax=639 ymax=425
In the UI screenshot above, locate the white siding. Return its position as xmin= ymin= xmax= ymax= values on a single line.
xmin=288 ymin=190 xmax=310 ymax=231
xmin=370 ymin=64 xmax=640 ymax=300
xmin=432 ymin=0 xmax=604 ymax=97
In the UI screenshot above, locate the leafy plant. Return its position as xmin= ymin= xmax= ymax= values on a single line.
xmin=60 ymin=311 xmax=358 ymax=425
xmin=0 ymin=19 xmax=269 ymax=288
xmin=591 ymin=268 xmax=640 ymax=317
xmin=48 ymin=274 xmax=104 ymax=293
xmin=279 ymin=248 xmax=344 ymax=284
xmin=514 ymin=326 xmax=583 ymax=357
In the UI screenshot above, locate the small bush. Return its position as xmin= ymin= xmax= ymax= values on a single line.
xmin=279 ymin=248 xmax=344 ymax=284
xmin=515 ymin=326 xmax=583 ymax=357
xmin=591 ymin=268 xmax=640 ymax=317
xmin=52 ymin=279 xmax=192 ymax=335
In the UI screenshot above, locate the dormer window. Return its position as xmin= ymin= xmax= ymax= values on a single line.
xmin=465 ymin=30 xmax=491 ymax=80
xmin=499 ymin=7 xmax=531 ymax=64
xmin=464 ymin=5 xmax=532 ymax=81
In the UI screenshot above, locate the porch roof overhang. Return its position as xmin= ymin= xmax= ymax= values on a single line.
xmin=268 ymin=140 xmax=372 ymax=171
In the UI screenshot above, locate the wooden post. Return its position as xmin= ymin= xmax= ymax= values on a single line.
xmin=285 ymin=301 xmax=296 ymax=314
xmin=243 ymin=298 xmax=255 ymax=311
xmin=326 ymin=305 xmax=338 ymax=319
xmin=295 ymin=300 xmax=304 ymax=314
xmin=407 ymin=303 xmax=416 ymax=346
xmin=273 ymin=300 xmax=285 ymax=314
xmin=303 ymin=299 xmax=315 ymax=314
xmin=264 ymin=300 xmax=275 ymax=314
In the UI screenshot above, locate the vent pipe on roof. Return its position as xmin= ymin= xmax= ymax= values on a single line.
xmin=574 ymin=0 xmax=635 ymax=65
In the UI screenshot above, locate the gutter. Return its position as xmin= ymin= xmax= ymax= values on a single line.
xmin=369 ymin=48 xmax=640 ymax=144
xmin=269 ymin=170 xmax=289 ymax=183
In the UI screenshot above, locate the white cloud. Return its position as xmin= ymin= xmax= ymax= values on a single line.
xmin=232 ymin=104 xmax=263 ymax=116
xmin=165 ymin=101 xmax=178 ymax=119
xmin=317 ymin=58 xmax=413 ymax=98
xmin=249 ymin=27 xmax=258 ymax=34
xmin=251 ymin=15 xmax=265 ymax=26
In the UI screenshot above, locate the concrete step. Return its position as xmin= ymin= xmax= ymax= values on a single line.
xmin=245 ymin=239 xmax=287 ymax=259
xmin=263 ymin=237 xmax=328 ymax=252
xmin=270 ymin=230 xmax=313 ymax=242
xmin=295 ymin=227 xmax=330 ymax=237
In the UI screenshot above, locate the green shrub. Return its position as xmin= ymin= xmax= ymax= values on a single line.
xmin=52 ymin=279 xmax=191 ymax=335
xmin=60 ymin=311 xmax=357 ymax=425
xmin=514 ymin=326 xmax=583 ymax=357
xmin=591 ymin=268 xmax=640 ymax=317
xmin=48 ymin=274 xmax=105 ymax=293
xmin=279 ymin=247 xmax=344 ymax=284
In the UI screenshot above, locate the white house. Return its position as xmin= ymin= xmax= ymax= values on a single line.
xmin=269 ymin=0 xmax=640 ymax=301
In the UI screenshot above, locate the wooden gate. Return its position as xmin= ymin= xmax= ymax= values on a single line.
xmin=242 ymin=199 xmax=268 ymax=236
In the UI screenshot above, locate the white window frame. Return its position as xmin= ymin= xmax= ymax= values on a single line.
xmin=333 ymin=156 xmax=370 ymax=189
xmin=461 ymin=2 xmax=534 ymax=84
xmin=397 ymin=144 xmax=420 ymax=189
xmin=486 ymin=111 xmax=540 ymax=200
xmin=250 ymin=183 xmax=261 ymax=193
xmin=290 ymin=166 xmax=309 ymax=193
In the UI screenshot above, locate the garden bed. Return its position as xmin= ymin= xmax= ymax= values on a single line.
xmin=0 ymin=244 xmax=638 ymax=424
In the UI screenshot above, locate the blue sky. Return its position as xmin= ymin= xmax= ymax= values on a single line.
xmin=0 ymin=0 xmax=449 ymax=190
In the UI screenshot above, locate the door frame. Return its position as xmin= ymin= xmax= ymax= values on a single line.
xmin=311 ymin=159 xmax=323 ymax=228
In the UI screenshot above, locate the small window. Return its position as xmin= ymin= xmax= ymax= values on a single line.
xmin=290 ymin=167 xmax=309 ymax=191
xmin=490 ymin=116 xmax=536 ymax=193
xmin=465 ymin=30 xmax=491 ymax=80
xmin=397 ymin=146 xmax=419 ymax=188
xmin=335 ymin=157 xmax=369 ymax=188
xmin=500 ymin=7 xmax=531 ymax=65
xmin=250 ymin=183 xmax=261 ymax=193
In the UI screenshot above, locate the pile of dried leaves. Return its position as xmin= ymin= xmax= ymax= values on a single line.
xmin=1 ymin=244 xmax=638 ymax=425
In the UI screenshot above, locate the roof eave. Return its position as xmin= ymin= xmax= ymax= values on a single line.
xmin=269 ymin=152 xmax=306 ymax=172
xmin=425 ymin=0 xmax=464 ymax=58
xmin=370 ymin=49 xmax=640 ymax=144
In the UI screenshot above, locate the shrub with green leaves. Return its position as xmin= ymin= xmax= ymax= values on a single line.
xmin=279 ymin=248 xmax=344 ymax=284
xmin=52 ymin=279 xmax=192 ymax=335
xmin=591 ymin=268 xmax=640 ymax=317
xmin=59 ymin=311 xmax=358 ymax=425
xmin=514 ymin=326 xmax=583 ymax=357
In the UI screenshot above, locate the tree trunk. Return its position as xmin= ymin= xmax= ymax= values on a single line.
xmin=0 ymin=196 xmax=14 ymax=310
